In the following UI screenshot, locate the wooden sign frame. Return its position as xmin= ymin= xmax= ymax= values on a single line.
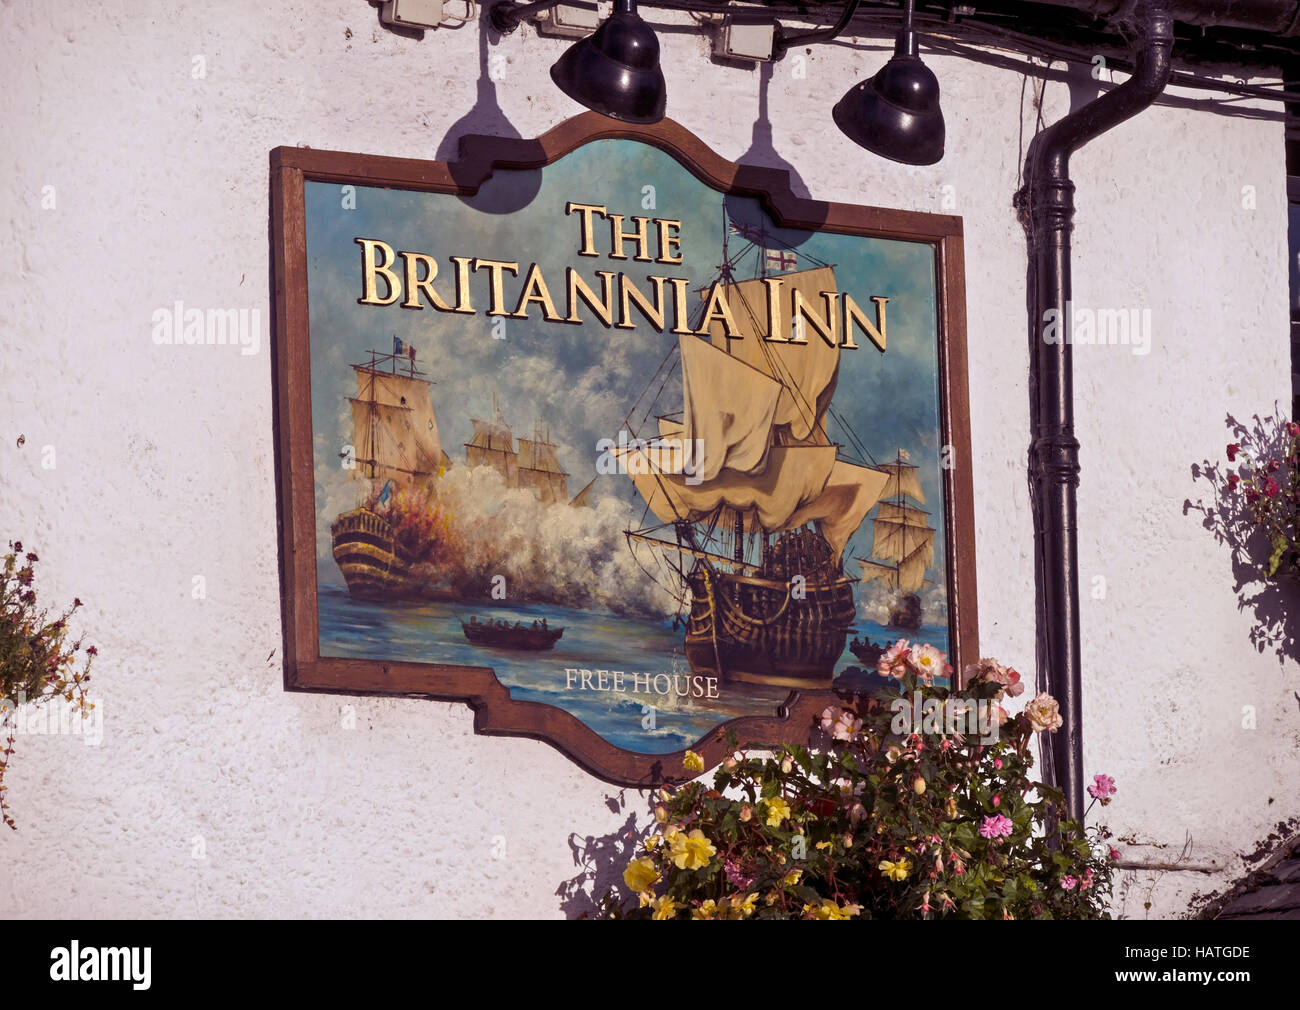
xmin=270 ymin=113 xmax=976 ymax=787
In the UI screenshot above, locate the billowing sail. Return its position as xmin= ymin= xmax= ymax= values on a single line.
xmin=679 ymin=335 xmax=782 ymax=484
xmin=465 ymin=415 xmax=518 ymax=486
xmin=350 ymin=364 xmax=449 ymax=487
xmin=895 ymin=541 xmax=934 ymax=592
xmin=568 ymin=477 xmax=597 ymax=509
xmin=785 ymin=460 xmax=891 ymax=561
xmin=705 ymin=267 xmax=842 ymax=443
xmin=619 ymin=444 xmax=836 ymax=532
xmin=870 ymin=509 xmax=935 ymax=593
xmin=879 ymin=462 xmax=926 ymax=504
xmin=517 ymin=436 xmax=569 ymax=504
xmin=857 ymin=559 xmax=899 ymax=586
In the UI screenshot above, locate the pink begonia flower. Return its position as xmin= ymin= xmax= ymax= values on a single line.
xmin=978 ymin=814 xmax=1013 ymax=839
xmin=908 ymin=642 xmax=949 ymax=683
xmin=1087 ymin=774 xmax=1117 ymax=800
xmin=1109 ymin=847 xmax=1121 ymax=861
xmin=1079 ymin=869 xmax=1094 ymax=892
xmin=820 ymin=705 xmax=842 ymax=734
xmin=1060 ymin=875 xmax=1077 ymax=891
xmin=1025 ymin=692 xmax=1064 ymax=733
xmin=877 ymin=639 xmax=912 ymax=680
xmin=833 ymin=710 xmax=862 ymax=741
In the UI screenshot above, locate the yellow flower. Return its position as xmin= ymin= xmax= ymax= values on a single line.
xmin=691 ymin=899 xmax=719 ymax=919
xmin=783 ymin=869 xmax=803 ymax=886
xmin=644 ymin=834 xmax=661 ymax=851
xmin=623 ymin=857 xmax=659 ymax=894
xmin=683 ymin=749 xmax=705 ymax=773
xmin=730 ymin=893 xmax=758 ymax=917
xmin=879 ymin=858 xmax=913 ymax=882
xmin=804 ymin=900 xmax=860 ymax=920
xmin=670 ymin=828 xmax=717 ymax=870
xmin=765 ymin=796 xmax=792 ymax=827
xmin=651 ymin=895 xmax=678 ymax=920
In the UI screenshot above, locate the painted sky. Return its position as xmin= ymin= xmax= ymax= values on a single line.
xmin=306 ymin=138 xmax=945 ymax=595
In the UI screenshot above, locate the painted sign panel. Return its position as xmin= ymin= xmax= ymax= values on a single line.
xmin=272 ymin=115 xmax=976 ymax=784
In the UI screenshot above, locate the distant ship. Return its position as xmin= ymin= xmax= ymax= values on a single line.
xmin=464 ymin=395 xmax=570 ymax=505
xmin=330 ymin=343 xmax=451 ymax=599
xmin=855 ymin=449 xmax=934 ymax=631
xmin=618 ymin=217 xmax=892 ymax=690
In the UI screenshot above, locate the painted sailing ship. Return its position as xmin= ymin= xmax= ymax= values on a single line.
xmin=617 ymin=219 xmax=892 ymax=689
xmin=464 ymin=396 xmax=570 ymax=505
xmin=848 ymin=450 xmax=935 ymax=664
xmin=330 ymin=342 xmax=451 ymax=598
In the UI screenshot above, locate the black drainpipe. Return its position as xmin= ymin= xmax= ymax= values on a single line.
xmin=1013 ymin=0 xmax=1173 ymax=823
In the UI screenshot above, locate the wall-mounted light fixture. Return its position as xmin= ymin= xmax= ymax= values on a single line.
xmin=831 ymin=0 xmax=945 ymax=165
xmin=490 ymin=0 xmax=945 ymax=154
xmin=548 ymin=0 xmax=667 ymax=123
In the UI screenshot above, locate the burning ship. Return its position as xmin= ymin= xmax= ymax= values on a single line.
xmin=331 ymin=345 xmax=578 ymax=598
xmin=617 ymin=223 xmax=893 ymax=689
xmin=330 ymin=344 xmax=451 ymax=598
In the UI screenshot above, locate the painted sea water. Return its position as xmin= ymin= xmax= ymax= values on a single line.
xmin=318 ymin=582 xmax=950 ymax=753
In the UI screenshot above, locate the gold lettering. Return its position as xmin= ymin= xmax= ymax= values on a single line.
xmin=511 ymin=263 xmax=562 ymax=321
xmin=566 ymin=268 xmax=617 ymax=327
xmin=356 ymin=238 xmax=401 ymax=306
xmin=400 ymin=252 xmax=452 ymax=311
xmin=792 ymin=289 xmax=839 ymax=347
xmin=668 ymin=278 xmax=693 ymax=334
xmin=449 ymin=256 xmax=476 ymax=314
xmin=654 ymin=219 xmax=683 ymax=264
xmin=608 ymin=214 xmax=653 ymax=261
xmin=616 ymin=274 xmax=668 ymax=330
xmin=472 ymin=258 xmax=521 ymax=317
xmin=566 ymin=202 xmax=608 ymax=258
xmin=762 ymin=277 xmax=785 ymax=341
xmin=842 ymin=294 xmax=887 ymax=350
xmin=696 ymin=281 xmax=742 ymax=339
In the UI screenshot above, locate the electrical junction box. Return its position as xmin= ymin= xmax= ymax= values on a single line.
xmin=718 ymin=21 xmax=775 ymax=62
xmin=381 ymin=0 xmax=445 ymax=30
xmin=536 ymin=3 xmax=602 ymax=40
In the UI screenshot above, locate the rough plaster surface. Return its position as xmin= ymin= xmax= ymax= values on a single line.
xmin=0 ymin=1 xmax=1292 ymax=918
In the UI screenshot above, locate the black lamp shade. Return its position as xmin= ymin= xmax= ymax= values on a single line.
xmin=833 ymin=53 xmax=945 ymax=166
xmin=550 ymin=6 xmax=666 ymax=124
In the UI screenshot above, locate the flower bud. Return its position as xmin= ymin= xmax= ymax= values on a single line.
xmin=913 ymin=776 xmax=926 ymax=795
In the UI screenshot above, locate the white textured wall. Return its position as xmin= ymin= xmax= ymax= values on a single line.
xmin=0 ymin=1 xmax=1291 ymax=918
